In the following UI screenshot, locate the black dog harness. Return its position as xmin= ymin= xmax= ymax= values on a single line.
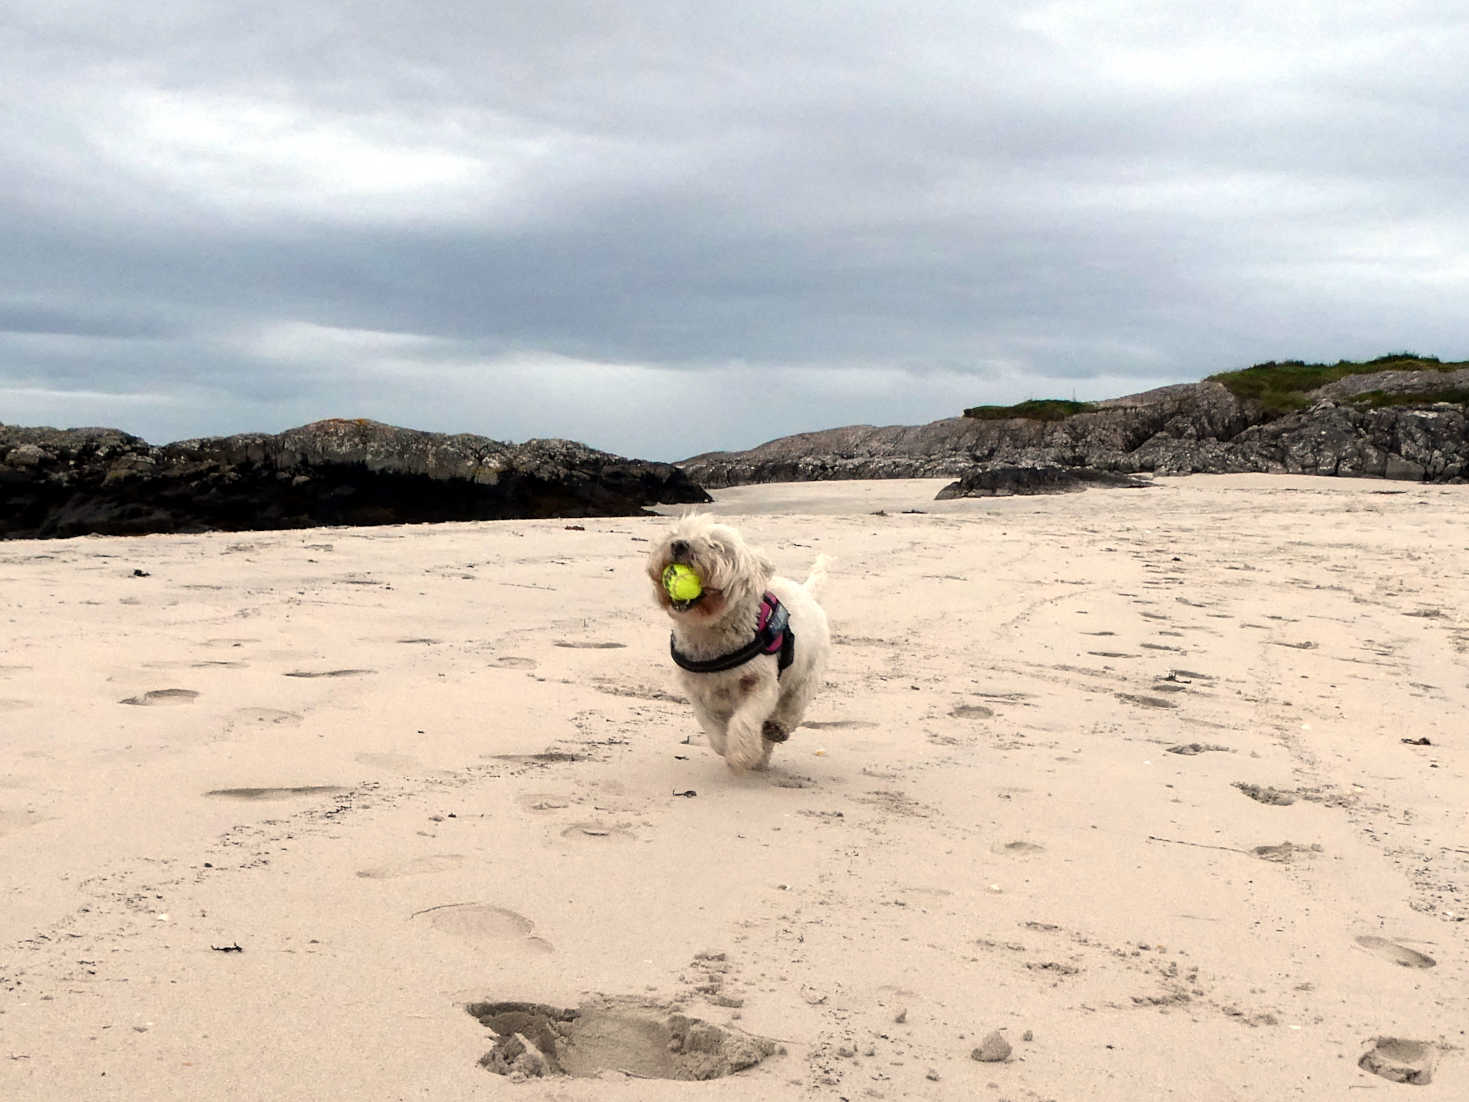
xmin=670 ymin=592 xmax=795 ymax=676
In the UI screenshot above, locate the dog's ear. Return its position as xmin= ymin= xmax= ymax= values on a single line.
xmin=734 ymin=544 xmax=775 ymax=595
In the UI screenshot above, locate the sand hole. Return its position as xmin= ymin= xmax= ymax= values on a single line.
xmin=1355 ymin=936 xmax=1436 ymax=969
xmin=467 ymin=998 xmax=780 ymax=1081
xmin=120 ymin=688 xmax=199 ymax=706
xmin=1358 ymin=1037 xmax=1439 ymax=1084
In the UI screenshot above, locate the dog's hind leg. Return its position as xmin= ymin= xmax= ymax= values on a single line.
xmin=768 ymin=670 xmax=824 ymax=742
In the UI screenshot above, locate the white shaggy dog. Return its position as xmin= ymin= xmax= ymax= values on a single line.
xmin=647 ymin=514 xmax=831 ymax=772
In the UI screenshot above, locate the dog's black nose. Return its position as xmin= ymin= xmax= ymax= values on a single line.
xmin=671 ymin=539 xmax=689 ymax=559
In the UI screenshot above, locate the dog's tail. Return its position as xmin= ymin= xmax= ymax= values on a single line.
xmin=803 ymin=553 xmax=831 ymax=597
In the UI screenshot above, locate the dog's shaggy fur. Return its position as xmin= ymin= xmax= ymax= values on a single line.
xmin=648 ymin=514 xmax=831 ymax=772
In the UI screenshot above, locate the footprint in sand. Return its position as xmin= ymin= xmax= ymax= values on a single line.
xmin=415 ymin=902 xmax=554 ymax=954
xmin=1116 ymin=692 xmax=1177 ymax=709
xmin=120 ymin=688 xmax=199 ymax=706
xmin=950 ymin=704 xmax=995 ymax=719
xmin=553 ymin=641 xmax=626 ymax=649
xmin=1358 ymin=1037 xmax=1441 ymax=1084
xmin=1252 ymin=842 xmax=1322 ymax=863
xmin=488 ymin=656 xmax=537 ymax=669
xmin=1166 ymin=743 xmax=1232 ymax=755
xmin=357 ymin=854 xmax=466 ymax=879
xmin=805 ymin=719 xmax=880 ymax=730
xmin=770 ymin=773 xmax=816 ymax=789
xmin=354 ymin=751 xmax=421 ymax=772
xmin=1354 ymin=935 xmax=1436 ymax=969
xmin=204 ymin=785 xmax=346 ymax=799
xmin=490 ymin=751 xmax=584 ymax=765
xmin=1233 ymin=782 xmax=1296 ymax=806
xmin=228 ymin=707 xmax=303 ymax=728
xmin=518 ymin=793 xmax=573 ymax=812
xmin=283 ymin=669 xmax=374 ymax=678
xmin=0 ymin=807 xmax=47 ymax=838
xmin=992 ymin=841 xmax=1046 ymax=856
xmin=559 ymin=821 xmax=635 ymax=842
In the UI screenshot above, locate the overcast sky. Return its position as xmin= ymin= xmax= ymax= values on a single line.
xmin=3 ymin=2 xmax=1465 ymax=460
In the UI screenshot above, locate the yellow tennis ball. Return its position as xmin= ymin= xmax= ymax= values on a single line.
xmin=662 ymin=563 xmax=703 ymax=601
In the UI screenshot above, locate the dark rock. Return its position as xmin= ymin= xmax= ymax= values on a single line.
xmin=936 ymin=466 xmax=1153 ymax=498
xmin=0 ymin=418 xmax=710 ymax=540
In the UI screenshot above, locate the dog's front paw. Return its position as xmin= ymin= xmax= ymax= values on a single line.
xmin=724 ymin=737 xmax=765 ymax=773
xmin=761 ymin=720 xmax=789 ymax=743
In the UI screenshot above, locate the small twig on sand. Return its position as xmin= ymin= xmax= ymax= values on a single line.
xmin=1146 ymin=835 xmax=1247 ymax=855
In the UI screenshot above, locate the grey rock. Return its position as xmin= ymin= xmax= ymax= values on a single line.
xmin=971 ymin=1030 xmax=1012 ymax=1063
xmin=681 ymin=374 xmax=1469 ymax=489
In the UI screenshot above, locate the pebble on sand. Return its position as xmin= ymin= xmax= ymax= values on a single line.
xmin=971 ymin=1031 xmax=1012 ymax=1063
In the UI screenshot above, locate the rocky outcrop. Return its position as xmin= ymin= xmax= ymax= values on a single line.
xmin=936 ymin=466 xmax=1154 ymax=498
xmin=0 ymin=418 xmax=710 ymax=540
xmin=683 ymin=373 xmax=1469 ymax=488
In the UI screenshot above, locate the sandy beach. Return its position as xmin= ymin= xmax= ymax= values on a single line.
xmin=1 ymin=474 xmax=1464 ymax=1099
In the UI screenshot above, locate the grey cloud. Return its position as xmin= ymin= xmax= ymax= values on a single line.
xmin=2 ymin=1 xmax=1466 ymax=458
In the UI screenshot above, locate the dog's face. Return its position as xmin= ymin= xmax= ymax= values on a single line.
xmin=647 ymin=514 xmax=773 ymax=625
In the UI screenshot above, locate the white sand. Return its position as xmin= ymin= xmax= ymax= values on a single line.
xmin=1 ymin=474 xmax=1464 ymax=1099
